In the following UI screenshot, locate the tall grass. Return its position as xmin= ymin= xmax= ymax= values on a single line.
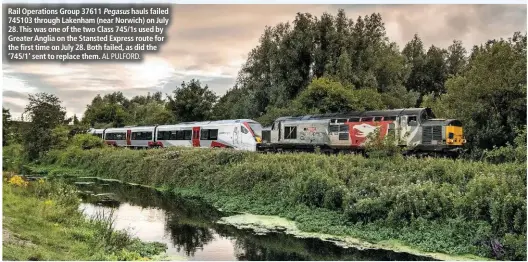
xmin=2 ymin=172 xmax=167 ymax=261
xmin=37 ymin=146 xmax=527 ymax=260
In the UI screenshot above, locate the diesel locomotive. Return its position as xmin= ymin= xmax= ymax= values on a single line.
xmin=258 ymin=107 xmax=466 ymax=157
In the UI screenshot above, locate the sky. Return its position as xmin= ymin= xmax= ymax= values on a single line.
xmin=2 ymin=4 xmax=527 ymax=119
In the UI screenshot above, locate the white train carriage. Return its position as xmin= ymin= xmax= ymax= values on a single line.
xmin=97 ymin=119 xmax=263 ymax=151
xmin=129 ymin=126 xmax=156 ymax=148
xmin=103 ymin=128 xmax=129 ymax=147
xmin=156 ymin=119 xmax=263 ymax=151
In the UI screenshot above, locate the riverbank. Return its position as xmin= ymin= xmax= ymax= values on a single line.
xmin=25 ymin=146 xmax=527 ymax=260
xmin=2 ymin=172 xmax=167 ymax=261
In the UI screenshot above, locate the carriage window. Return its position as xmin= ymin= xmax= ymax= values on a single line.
xmin=132 ymin=132 xmax=153 ymax=140
xmin=201 ymin=129 xmax=209 ymax=139
xmin=175 ymin=130 xmax=184 ymax=140
xmin=285 ymin=126 xmax=297 ymax=139
xmin=241 ymin=126 xmax=249 ymax=134
xmin=374 ymin=117 xmax=383 ymax=122
xmin=349 ymin=117 xmax=360 ymax=122
xmin=106 ymin=132 xmax=126 ymax=140
xmin=184 ymin=130 xmax=192 ymax=140
xmin=209 ymin=129 xmax=218 ymax=140
xmin=200 ymin=129 xmax=219 ymax=140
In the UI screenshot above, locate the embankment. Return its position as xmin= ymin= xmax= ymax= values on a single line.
xmin=2 ymin=172 xmax=167 ymax=261
xmin=29 ymin=146 xmax=527 ymax=260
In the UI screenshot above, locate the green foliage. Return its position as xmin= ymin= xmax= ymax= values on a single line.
xmin=70 ymin=134 xmax=105 ymax=150
xmin=428 ymin=32 xmax=527 ymax=156
xmin=23 ymin=93 xmax=68 ymax=160
xmin=484 ymin=125 xmax=527 ymax=164
xmin=295 ymin=77 xmax=385 ymax=114
xmin=3 ymin=143 xmax=26 ymax=173
xmin=167 ymin=79 xmax=218 ymax=122
xmin=3 ymin=107 xmax=12 ymax=146
xmin=363 ymin=126 xmax=404 ymax=158
xmin=51 ymin=125 xmax=71 ymax=150
xmin=3 ymin=175 xmax=167 ymax=261
xmin=39 ymin=147 xmax=527 ymax=260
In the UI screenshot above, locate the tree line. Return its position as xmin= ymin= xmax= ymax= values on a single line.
xmin=2 ymin=9 xmax=526 ymax=161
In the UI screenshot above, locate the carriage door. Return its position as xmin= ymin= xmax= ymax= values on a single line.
xmin=192 ymin=127 xmax=200 ymax=147
xmin=126 ymin=129 xmax=131 ymax=146
xmin=232 ymin=125 xmax=240 ymax=149
xmin=278 ymin=121 xmax=282 ymax=141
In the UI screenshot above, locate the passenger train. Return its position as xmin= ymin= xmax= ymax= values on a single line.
xmin=88 ymin=108 xmax=466 ymax=157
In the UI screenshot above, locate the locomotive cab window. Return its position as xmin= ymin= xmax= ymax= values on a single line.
xmin=285 ymin=126 xmax=297 ymax=139
xmin=241 ymin=126 xmax=249 ymax=134
xmin=408 ymin=116 xmax=418 ymax=126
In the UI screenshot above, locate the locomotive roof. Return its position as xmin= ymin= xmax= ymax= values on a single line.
xmin=275 ymin=108 xmax=432 ymax=121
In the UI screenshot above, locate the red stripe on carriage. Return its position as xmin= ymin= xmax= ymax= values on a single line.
xmin=211 ymin=141 xmax=227 ymax=148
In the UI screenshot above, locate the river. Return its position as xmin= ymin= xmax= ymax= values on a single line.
xmin=71 ymin=178 xmax=436 ymax=261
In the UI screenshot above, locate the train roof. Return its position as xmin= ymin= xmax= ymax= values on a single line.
xmin=96 ymin=119 xmax=260 ymax=132
xmin=275 ymin=108 xmax=434 ymax=121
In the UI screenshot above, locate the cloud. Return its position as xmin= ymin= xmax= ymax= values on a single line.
xmin=2 ymin=4 xmax=526 ymax=118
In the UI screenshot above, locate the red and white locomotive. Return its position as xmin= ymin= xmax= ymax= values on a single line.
xmin=89 ymin=119 xmax=263 ymax=151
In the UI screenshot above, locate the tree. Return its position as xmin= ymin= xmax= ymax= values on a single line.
xmin=402 ymin=34 xmax=427 ymax=104
xmin=3 ymin=107 xmax=12 ymax=146
xmin=82 ymin=93 xmax=130 ymax=127
xmin=423 ymin=45 xmax=448 ymax=97
xmin=295 ymin=77 xmax=384 ymax=114
xmin=431 ymin=32 xmax=527 ymax=154
xmin=23 ymin=93 xmax=68 ymax=160
xmin=446 ymin=40 xmax=467 ymax=76
xmin=73 ymin=114 xmax=80 ymax=125
xmin=167 ymin=79 xmax=217 ymax=122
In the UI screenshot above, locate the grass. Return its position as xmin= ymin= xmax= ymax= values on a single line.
xmin=2 ymin=172 xmax=167 ymax=261
xmin=22 ymin=146 xmax=528 ymax=260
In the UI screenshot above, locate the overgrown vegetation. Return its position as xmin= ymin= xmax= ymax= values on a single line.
xmin=2 ymin=172 xmax=167 ymax=261
xmin=32 ymin=147 xmax=526 ymax=260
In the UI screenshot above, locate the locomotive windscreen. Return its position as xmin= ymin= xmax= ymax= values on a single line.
xmin=248 ymin=122 xmax=263 ymax=137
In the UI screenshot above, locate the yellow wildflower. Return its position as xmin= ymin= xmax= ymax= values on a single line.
xmin=44 ymin=199 xmax=54 ymax=206
xmin=8 ymin=175 xmax=28 ymax=187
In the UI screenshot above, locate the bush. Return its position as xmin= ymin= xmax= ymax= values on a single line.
xmin=37 ymin=147 xmax=526 ymax=260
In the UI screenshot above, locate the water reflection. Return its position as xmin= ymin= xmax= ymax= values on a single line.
xmin=70 ymin=178 xmax=436 ymax=261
